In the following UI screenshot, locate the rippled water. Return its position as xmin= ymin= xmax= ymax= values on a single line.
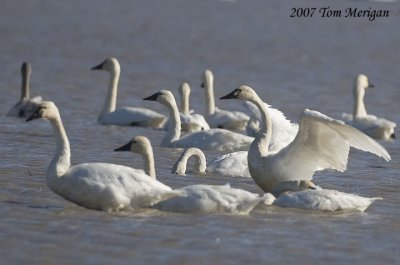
xmin=0 ymin=0 xmax=399 ymax=264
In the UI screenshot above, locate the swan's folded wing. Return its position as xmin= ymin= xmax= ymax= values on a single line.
xmin=275 ymin=109 xmax=390 ymax=181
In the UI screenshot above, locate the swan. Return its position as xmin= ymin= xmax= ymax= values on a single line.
xmin=7 ymin=62 xmax=42 ymax=117
xmin=91 ymin=57 xmax=166 ymax=128
xmin=171 ymin=147 xmax=250 ymax=178
xmin=164 ymin=82 xmax=210 ymax=132
xmin=220 ymin=85 xmax=391 ymax=196
xmin=143 ymin=90 xmax=254 ymax=152
xmin=201 ymin=69 xmax=249 ymax=130
xmin=342 ymin=74 xmax=396 ymax=140
xmin=269 ymin=189 xmax=382 ymax=212
xmin=114 ymin=136 xmax=266 ymax=215
xmin=26 ymin=101 xmax=176 ymax=212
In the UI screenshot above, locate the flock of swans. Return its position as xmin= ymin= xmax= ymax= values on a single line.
xmin=7 ymin=59 xmax=396 ymax=215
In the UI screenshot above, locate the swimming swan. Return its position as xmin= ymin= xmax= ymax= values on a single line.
xmin=143 ymin=90 xmax=254 ymax=152
xmin=164 ymin=82 xmax=210 ymax=132
xmin=114 ymin=136 xmax=266 ymax=214
xmin=220 ymin=85 xmax=391 ymax=196
xmin=91 ymin=57 xmax=166 ymax=128
xmin=26 ymin=102 xmax=176 ymax=212
xmin=201 ymin=69 xmax=249 ymax=130
xmin=342 ymin=74 xmax=396 ymax=140
xmin=270 ymin=189 xmax=382 ymax=212
xmin=7 ymin=62 xmax=42 ymax=117
xmin=171 ymin=147 xmax=250 ymax=178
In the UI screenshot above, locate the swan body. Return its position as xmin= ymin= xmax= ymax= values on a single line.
xmin=272 ymin=189 xmax=382 ymax=212
xmin=91 ymin=57 xmax=166 ymax=128
xmin=221 ymin=86 xmax=391 ymax=195
xmin=7 ymin=62 xmax=42 ymax=117
xmin=143 ymin=90 xmax=254 ymax=152
xmin=342 ymin=74 xmax=396 ymax=140
xmin=201 ymin=69 xmax=249 ymax=130
xmin=26 ymin=102 xmax=175 ymax=212
xmin=172 ymin=147 xmax=250 ymax=178
xmin=154 ymin=184 xmax=266 ymax=215
xmin=116 ymin=136 xmax=264 ymax=215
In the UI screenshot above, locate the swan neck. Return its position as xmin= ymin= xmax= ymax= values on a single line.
xmin=48 ymin=116 xmax=71 ymax=179
xmin=176 ymin=148 xmax=206 ymax=174
xmin=205 ymin=78 xmax=215 ymax=115
xmin=251 ymin=96 xmax=272 ymax=155
xmin=21 ymin=67 xmax=30 ymax=100
xmin=162 ymin=98 xmax=181 ymax=146
xmin=100 ymin=69 xmax=120 ymax=119
xmin=181 ymin=89 xmax=190 ymax=115
xmin=353 ymin=85 xmax=367 ymax=118
xmin=141 ymin=145 xmax=156 ymax=178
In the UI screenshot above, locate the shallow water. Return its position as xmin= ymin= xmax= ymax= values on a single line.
xmin=0 ymin=0 xmax=399 ymax=264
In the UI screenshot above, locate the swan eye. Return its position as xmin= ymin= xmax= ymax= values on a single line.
xmin=233 ymin=89 xmax=241 ymax=97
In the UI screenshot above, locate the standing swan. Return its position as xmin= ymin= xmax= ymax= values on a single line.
xmin=26 ymin=102 xmax=176 ymax=212
xmin=114 ymin=136 xmax=267 ymax=215
xmin=220 ymin=86 xmax=391 ymax=195
xmin=143 ymin=90 xmax=254 ymax=152
xmin=7 ymin=62 xmax=42 ymax=117
xmin=342 ymin=74 xmax=396 ymax=140
xmin=172 ymin=147 xmax=250 ymax=178
xmin=91 ymin=57 xmax=166 ymax=128
xmin=201 ymin=69 xmax=249 ymax=130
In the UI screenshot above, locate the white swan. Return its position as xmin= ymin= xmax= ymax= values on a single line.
xmin=220 ymin=85 xmax=391 ymax=195
xmin=91 ymin=57 xmax=166 ymax=128
xmin=7 ymin=62 xmax=42 ymax=117
xmin=164 ymin=82 xmax=210 ymax=132
xmin=154 ymin=184 xmax=267 ymax=215
xmin=143 ymin=90 xmax=254 ymax=152
xmin=201 ymin=69 xmax=249 ymax=130
xmin=342 ymin=74 xmax=396 ymax=140
xmin=171 ymin=147 xmax=250 ymax=178
xmin=269 ymin=189 xmax=382 ymax=212
xmin=114 ymin=136 xmax=266 ymax=215
xmin=26 ymin=102 xmax=176 ymax=212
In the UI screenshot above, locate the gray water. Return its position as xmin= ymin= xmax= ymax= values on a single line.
xmin=0 ymin=0 xmax=399 ymax=264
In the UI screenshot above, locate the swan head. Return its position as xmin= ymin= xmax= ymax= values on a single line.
xmin=201 ymin=69 xmax=213 ymax=88
xmin=355 ymin=74 xmax=374 ymax=91
xmin=21 ymin=62 xmax=31 ymax=77
xmin=143 ymin=90 xmax=175 ymax=106
xmin=220 ymin=85 xmax=256 ymax=101
xmin=178 ymin=82 xmax=190 ymax=96
xmin=114 ymin=136 xmax=152 ymax=155
xmin=91 ymin=57 xmax=120 ymax=73
xmin=26 ymin=101 xmax=60 ymax=122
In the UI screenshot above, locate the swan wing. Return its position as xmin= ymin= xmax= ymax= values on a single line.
xmin=273 ymin=109 xmax=390 ymax=182
xmin=101 ymin=107 xmax=166 ymax=127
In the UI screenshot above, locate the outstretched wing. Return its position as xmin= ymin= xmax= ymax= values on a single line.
xmin=274 ymin=109 xmax=390 ymax=182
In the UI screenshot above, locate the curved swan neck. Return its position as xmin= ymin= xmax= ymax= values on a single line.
xmin=21 ymin=64 xmax=31 ymax=100
xmin=353 ymin=83 xmax=367 ymax=118
xmin=204 ymin=72 xmax=215 ymax=115
xmin=48 ymin=115 xmax=71 ymax=179
xmin=249 ymin=94 xmax=272 ymax=155
xmin=180 ymin=84 xmax=190 ymax=115
xmin=100 ymin=67 xmax=120 ymax=119
xmin=162 ymin=96 xmax=181 ymax=146
xmin=142 ymin=144 xmax=156 ymax=178
xmin=173 ymin=148 xmax=207 ymax=174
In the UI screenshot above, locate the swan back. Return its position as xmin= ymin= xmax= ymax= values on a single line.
xmin=172 ymin=148 xmax=207 ymax=175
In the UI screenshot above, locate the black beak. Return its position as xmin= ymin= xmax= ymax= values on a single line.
xmin=368 ymin=83 xmax=374 ymax=88
xmin=114 ymin=141 xmax=131 ymax=152
xmin=220 ymin=88 xmax=241 ymax=100
xmin=143 ymin=92 xmax=161 ymax=101
xmin=91 ymin=61 xmax=105 ymax=70
xmin=390 ymin=133 xmax=396 ymax=139
xmin=200 ymin=83 xmax=205 ymax=88
xmin=26 ymin=108 xmax=41 ymax=122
